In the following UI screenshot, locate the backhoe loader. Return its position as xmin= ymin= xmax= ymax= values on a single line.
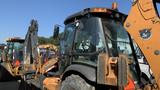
xmin=18 ymin=19 xmax=58 ymax=90
xmin=43 ymin=0 xmax=160 ymax=90
xmin=45 ymin=6 xmax=136 ymax=90
xmin=19 ymin=0 xmax=160 ymax=90
xmin=0 ymin=37 xmax=24 ymax=81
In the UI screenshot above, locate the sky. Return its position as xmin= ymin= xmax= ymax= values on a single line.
xmin=0 ymin=0 xmax=139 ymax=43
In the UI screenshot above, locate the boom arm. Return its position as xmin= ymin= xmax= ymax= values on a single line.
xmin=124 ymin=0 xmax=160 ymax=88
xmin=23 ymin=19 xmax=39 ymax=65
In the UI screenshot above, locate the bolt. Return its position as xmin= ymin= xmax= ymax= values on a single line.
xmin=146 ymin=47 xmax=150 ymax=49
xmin=154 ymin=50 xmax=160 ymax=55
xmin=125 ymin=23 xmax=130 ymax=28
xmin=112 ymin=58 xmax=117 ymax=62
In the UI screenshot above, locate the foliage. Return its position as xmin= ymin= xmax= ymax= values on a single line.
xmin=38 ymin=31 xmax=64 ymax=46
xmin=38 ymin=36 xmax=59 ymax=46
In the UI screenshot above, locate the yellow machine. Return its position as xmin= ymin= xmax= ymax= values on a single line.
xmin=0 ymin=38 xmax=24 ymax=81
xmin=46 ymin=6 xmax=136 ymax=90
xmin=20 ymin=1 xmax=160 ymax=90
xmin=124 ymin=0 xmax=160 ymax=89
xmin=38 ymin=44 xmax=57 ymax=50
xmin=18 ymin=20 xmax=59 ymax=90
xmin=43 ymin=1 xmax=160 ymax=90
xmin=38 ymin=44 xmax=58 ymax=74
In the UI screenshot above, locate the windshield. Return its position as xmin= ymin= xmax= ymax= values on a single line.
xmin=63 ymin=23 xmax=75 ymax=52
xmin=7 ymin=42 xmax=23 ymax=62
xmin=73 ymin=17 xmax=106 ymax=66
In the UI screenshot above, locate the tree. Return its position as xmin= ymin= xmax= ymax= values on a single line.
xmin=38 ymin=36 xmax=49 ymax=45
xmin=38 ymin=36 xmax=59 ymax=46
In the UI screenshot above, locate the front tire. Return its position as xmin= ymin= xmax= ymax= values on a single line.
xmin=60 ymin=74 xmax=95 ymax=90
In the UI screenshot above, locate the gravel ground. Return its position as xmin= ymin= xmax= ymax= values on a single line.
xmin=0 ymin=80 xmax=19 ymax=90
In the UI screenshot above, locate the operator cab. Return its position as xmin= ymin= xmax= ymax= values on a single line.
xmin=62 ymin=7 xmax=129 ymax=65
xmin=5 ymin=38 xmax=24 ymax=66
xmin=60 ymin=7 xmax=135 ymax=66
xmin=54 ymin=7 xmax=143 ymax=89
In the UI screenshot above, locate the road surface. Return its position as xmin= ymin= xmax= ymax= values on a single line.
xmin=0 ymin=80 xmax=19 ymax=90
xmin=0 ymin=80 xmax=41 ymax=90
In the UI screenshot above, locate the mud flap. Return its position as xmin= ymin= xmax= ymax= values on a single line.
xmin=118 ymin=56 xmax=127 ymax=90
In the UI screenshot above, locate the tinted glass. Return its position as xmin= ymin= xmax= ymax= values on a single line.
xmin=73 ymin=17 xmax=106 ymax=66
xmin=7 ymin=42 xmax=23 ymax=61
xmin=102 ymin=18 xmax=141 ymax=84
xmin=63 ymin=24 xmax=75 ymax=52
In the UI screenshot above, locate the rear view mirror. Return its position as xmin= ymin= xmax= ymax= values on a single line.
xmin=53 ymin=25 xmax=59 ymax=38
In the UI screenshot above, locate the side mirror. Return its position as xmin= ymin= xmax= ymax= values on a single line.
xmin=53 ymin=25 xmax=59 ymax=38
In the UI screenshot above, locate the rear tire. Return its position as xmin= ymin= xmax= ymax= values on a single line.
xmin=60 ymin=74 xmax=95 ymax=90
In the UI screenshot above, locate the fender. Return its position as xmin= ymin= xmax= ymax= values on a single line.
xmin=62 ymin=64 xmax=96 ymax=83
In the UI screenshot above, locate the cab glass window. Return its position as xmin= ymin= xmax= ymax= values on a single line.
xmin=63 ymin=24 xmax=75 ymax=52
xmin=156 ymin=2 xmax=160 ymax=16
xmin=73 ymin=17 xmax=106 ymax=66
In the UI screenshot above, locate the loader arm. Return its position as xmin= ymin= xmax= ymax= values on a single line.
xmin=23 ymin=19 xmax=39 ymax=65
xmin=124 ymin=0 xmax=160 ymax=88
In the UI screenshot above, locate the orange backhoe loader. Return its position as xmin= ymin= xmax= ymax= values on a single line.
xmin=45 ymin=5 xmax=141 ymax=90
xmin=0 ymin=38 xmax=24 ymax=81
xmin=18 ymin=20 xmax=59 ymax=90
xmin=45 ymin=0 xmax=160 ymax=90
xmin=20 ymin=0 xmax=160 ymax=90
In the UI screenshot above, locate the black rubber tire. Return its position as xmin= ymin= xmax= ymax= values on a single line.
xmin=60 ymin=74 xmax=95 ymax=90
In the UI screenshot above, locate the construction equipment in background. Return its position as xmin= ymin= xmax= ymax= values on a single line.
xmin=0 ymin=37 xmax=24 ymax=81
xmin=22 ymin=19 xmax=39 ymax=74
xmin=38 ymin=44 xmax=58 ymax=74
xmin=38 ymin=44 xmax=57 ymax=51
xmin=39 ymin=44 xmax=58 ymax=63
xmin=19 ymin=19 xmax=59 ymax=90
xmin=0 ymin=44 xmax=6 ymax=62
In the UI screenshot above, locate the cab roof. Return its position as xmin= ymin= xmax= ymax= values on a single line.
xmin=64 ymin=7 xmax=127 ymax=24
xmin=0 ymin=44 xmax=6 ymax=49
xmin=6 ymin=38 xmax=25 ymax=43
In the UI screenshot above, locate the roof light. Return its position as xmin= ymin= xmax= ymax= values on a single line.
xmin=6 ymin=37 xmax=23 ymax=42
xmin=112 ymin=2 xmax=118 ymax=10
xmin=92 ymin=8 xmax=107 ymax=13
